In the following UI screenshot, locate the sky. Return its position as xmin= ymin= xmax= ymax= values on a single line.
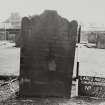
xmin=0 ymin=0 xmax=105 ymax=28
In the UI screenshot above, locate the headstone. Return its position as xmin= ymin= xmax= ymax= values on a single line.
xmin=80 ymin=31 xmax=88 ymax=43
xmin=96 ymin=33 xmax=105 ymax=49
xmin=88 ymin=32 xmax=97 ymax=43
xmin=78 ymin=76 xmax=105 ymax=98
xmin=19 ymin=10 xmax=78 ymax=98
xmin=15 ymin=30 xmax=21 ymax=47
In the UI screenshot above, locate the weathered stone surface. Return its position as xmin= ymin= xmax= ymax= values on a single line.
xmin=19 ymin=10 xmax=78 ymax=98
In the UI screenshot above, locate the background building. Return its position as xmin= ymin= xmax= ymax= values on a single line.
xmin=0 ymin=12 xmax=21 ymax=41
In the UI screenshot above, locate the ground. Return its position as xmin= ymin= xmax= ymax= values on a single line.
xmin=1 ymin=41 xmax=105 ymax=104
xmin=74 ymin=43 xmax=105 ymax=77
xmin=0 ymin=41 xmax=20 ymax=76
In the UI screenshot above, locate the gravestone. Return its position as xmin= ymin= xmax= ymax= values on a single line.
xmin=88 ymin=32 xmax=97 ymax=44
xmin=96 ymin=33 xmax=105 ymax=49
xmin=19 ymin=10 xmax=78 ymax=98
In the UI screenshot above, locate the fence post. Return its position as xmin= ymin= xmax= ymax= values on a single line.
xmin=76 ymin=25 xmax=81 ymax=96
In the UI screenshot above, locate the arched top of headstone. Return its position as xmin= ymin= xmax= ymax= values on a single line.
xmin=23 ymin=10 xmax=78 ymax=24
xmin=21 ymin=10 xmax=78 ymax=47
xmin=42 ymin=10 xmax=58 ymax=15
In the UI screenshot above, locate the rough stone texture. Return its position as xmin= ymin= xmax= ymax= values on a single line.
xmin=19 ymin=10 xmax=78 ymax=98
